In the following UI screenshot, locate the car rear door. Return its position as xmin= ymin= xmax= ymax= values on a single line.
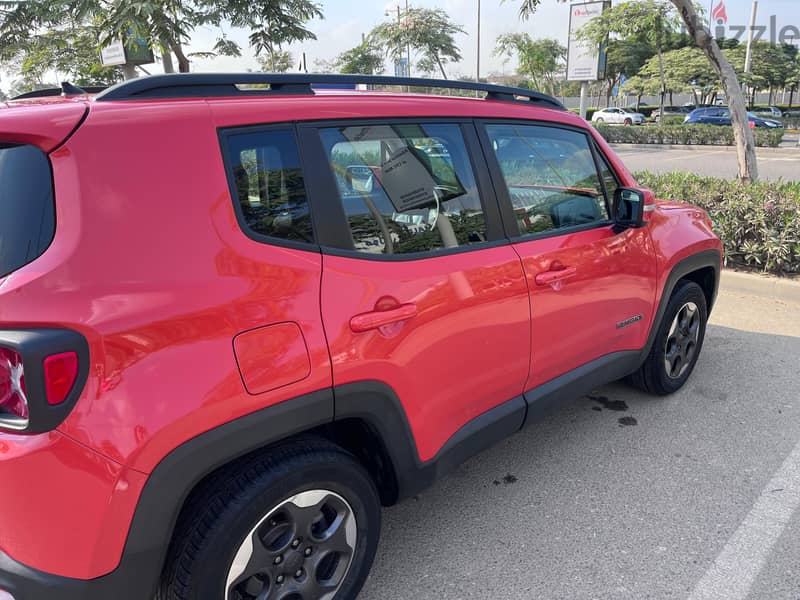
xmin=300 ymin=120 xmax=531 ymax=462
xmin=478 ymin=120 xmax=657 ymax=391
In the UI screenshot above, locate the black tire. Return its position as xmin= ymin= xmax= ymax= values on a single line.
xmin=624 ymin=118 xmax=633 ymax=126
xmin=628 ymin=280 xmax=708 ymax=396
xmin=157 ymin=437 xmax=381 ymax=600
xmin=595 ymin=117 xmax=604 ymax=123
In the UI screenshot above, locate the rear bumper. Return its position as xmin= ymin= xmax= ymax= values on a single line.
xmin=0 ymin=431 xmax=146 ymax=581
xmin=0 ymin=547 xmax=158 ymax=600
xmin=0 ymin=549 xmax=98 ymax=600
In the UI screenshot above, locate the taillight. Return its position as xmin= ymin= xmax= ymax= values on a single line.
xmin=0 ymin=329 xmax=88 ymax=433
xmin=0 ymin=346 xmax=29 ymax=425
xmin=44 ymin=351 xmax=79 ymax=405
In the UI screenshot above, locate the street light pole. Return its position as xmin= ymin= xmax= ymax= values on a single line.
xmin=743 ymin=0 xmax=758 ymax=105
xmin=406 ymin=0 xmax=411 ymax=78
xmin=476 ymin=0 xmax=481 ymax=82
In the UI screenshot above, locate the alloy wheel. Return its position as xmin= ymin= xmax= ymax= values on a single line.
xmin=664 ymin=301 xmax=700 ymax=379
xmin=226 ymin=490 xmax=357 ymax=600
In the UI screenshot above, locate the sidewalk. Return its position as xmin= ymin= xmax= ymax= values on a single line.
xmin=721 ymin=269 xmax=800 ymax=305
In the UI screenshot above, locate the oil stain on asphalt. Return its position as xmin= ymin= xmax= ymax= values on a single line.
xmin=493 ymin=474 xmax=519 ymax=486
xmin=588 ymin=395 xmax=629 ymax=412
xmin=587 ymin=395 xmax=638 ymax=427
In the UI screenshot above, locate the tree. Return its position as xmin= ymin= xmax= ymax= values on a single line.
xmin=577 ymin=1 xmax=684 ymax=123
xmin=621 ymin=75 xmax=661 ymax=110
xmin=787 ymin=58 xmax=800 ymax=111
xmin=637 ymin=46 xmax=718 ymax=106
xmin=1 ymin=0 xmax=322 ymax=76
xmin=334 ymin=39 xmax=385 ymax=75
xmin=602 ymin=38 xmax=656 ymax=107
xmin=494 ymin=35 xmax=565 ymax=95
xmin=258 ymin=49 xmax=294 ymax=73
xmin=371 ymin=7 xmax=464 ymax=79
xmin=725 ymin=42 xmax=796 ymax=106
xmin=510 ymin=0 xmax=759 ymax=183
xmin=0 ymin=12 xmax=121 ymax=94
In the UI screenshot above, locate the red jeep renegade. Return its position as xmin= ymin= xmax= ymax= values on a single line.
xmin=0 ymin=74 xmax=721 ymax=600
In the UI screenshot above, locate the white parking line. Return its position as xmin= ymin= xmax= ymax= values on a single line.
xmin=687 ymin=438 xmax=800 ymax=600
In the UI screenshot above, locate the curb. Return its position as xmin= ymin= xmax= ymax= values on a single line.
xmin=720 ymin=270 xmax=800 ymax=304
xmin=609 ymin=144 xmax=798 ymax=155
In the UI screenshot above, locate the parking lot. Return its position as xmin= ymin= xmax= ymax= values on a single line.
xmin=612 ymin=144 xmax=799 ymax=182
xmin=361 ymin=274 xmax=800 ymax=600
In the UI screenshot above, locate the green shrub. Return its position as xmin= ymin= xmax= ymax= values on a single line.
xmin=654 ymin=115 xmax=687 ymax=126
xmin=635 ymin=171 xmax=800 ymax=275
xmin=593 ymin=123 xmax=784 ymax=147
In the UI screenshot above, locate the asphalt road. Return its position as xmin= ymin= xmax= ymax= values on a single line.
xmin=611 ymin=145 xmax=799 ymax=182
xmin=360 ymin=274 xmax=800 ymax=600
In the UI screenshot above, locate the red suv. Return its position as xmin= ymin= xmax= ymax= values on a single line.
xmin=0 ymin=74 xmax=721 ymax=600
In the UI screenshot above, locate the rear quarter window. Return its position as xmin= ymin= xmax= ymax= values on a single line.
xmin=0 ymin=145 xmax=55 ymax=278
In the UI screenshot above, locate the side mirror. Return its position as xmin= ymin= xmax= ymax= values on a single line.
xmin=613 ymin=187 xmax=645 ymax=230
xmin=345 ymin=165 xmax=374 ymax=193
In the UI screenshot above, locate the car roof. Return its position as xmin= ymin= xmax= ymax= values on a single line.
xmin=6 ymin=74 xmax=585 ymax=130
xmin=85 ymin=92 xmax=586 ymax=130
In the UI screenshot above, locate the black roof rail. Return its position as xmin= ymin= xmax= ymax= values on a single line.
xmin=11 ymin=83 xmax=107 ymax=100
xmin=94 ymin=73 xmax=566 ymax=110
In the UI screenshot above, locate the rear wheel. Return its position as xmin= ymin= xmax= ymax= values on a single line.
xmin=157 ymin=438 xmax=381 ymax=600
xmin=628 ymin=280 xmax=708 ymax=396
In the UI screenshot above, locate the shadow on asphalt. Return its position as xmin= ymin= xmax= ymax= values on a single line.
xmin=360 ymin=324 xmax=800 ymax=600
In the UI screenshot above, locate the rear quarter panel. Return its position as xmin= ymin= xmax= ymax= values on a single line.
xmin=0 ymin=100 xmax=332 ymax=475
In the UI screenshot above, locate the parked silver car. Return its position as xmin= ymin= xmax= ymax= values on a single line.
xmin=591 ymin=107 xmax=645 ymax=125
xmin=751 ymin=106 xmax=783 ymax=119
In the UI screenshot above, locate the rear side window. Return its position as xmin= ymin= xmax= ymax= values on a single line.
xmin=485 ymin=124 xmax=609 ymax=237
xmin=224 ymin=129 xmax=314 ymax=244
xmin=319 ymin=123 xmax=487 ymax=255
xmin=0 ymin=145 xmax=55 ymax=278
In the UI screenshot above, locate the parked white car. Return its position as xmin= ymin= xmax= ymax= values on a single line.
xmin=591 ymin=107 xmax=645 ymax=126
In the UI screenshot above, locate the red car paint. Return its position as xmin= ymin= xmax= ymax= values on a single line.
xmin=0 ymin=90 xmax=722 ymax=583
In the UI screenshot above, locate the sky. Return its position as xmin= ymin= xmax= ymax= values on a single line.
xmin=1 ymin=0 xmax=799 ymax=93
xmin=180 ymin=0 xmax=800 ymax=79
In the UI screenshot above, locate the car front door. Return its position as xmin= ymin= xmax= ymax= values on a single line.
xmin=479 ymin=121 xmax=657 ymax=391
xmin=301 ymin=120 xmax=531 ymax=462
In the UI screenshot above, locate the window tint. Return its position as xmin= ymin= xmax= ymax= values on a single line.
xmin=319 ymin=123 xmax=487 ymax=255
xmin=0 ymin=145 xmax=55 ymax=278
xmin=485 ymin=124 xmax=609 ymax=237
xmin=225 ymin=129 xmax=313 ymax=243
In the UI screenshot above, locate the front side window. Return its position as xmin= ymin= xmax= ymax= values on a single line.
xmin=485 ymin=124 xmax=609 ymax=237
xmin=224 ymin=128 xmax=313 ymax=244
xmin=319 ymin=123 xmax=487 ymax=255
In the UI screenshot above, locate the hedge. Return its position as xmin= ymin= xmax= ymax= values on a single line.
xmin=654 ymin=115 xmax=688 ymax=125
xmin=593 ymin=123 xmax=784 ymax=147
xmin=635 ymin=171 xmax=800 ymax=274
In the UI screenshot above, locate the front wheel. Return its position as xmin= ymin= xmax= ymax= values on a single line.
xmin=624 ymin=118 xmax=633 ymax=126
xmin=157 ymin=438 xmax=381 ymax=600
xmin=628 ymin=280 xmax=708 ymax=396
xmin=595 ymin=117 xmax=604 ymax=123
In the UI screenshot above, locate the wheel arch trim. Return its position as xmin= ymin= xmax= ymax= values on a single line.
xmin=642 ymin=248 xmax=721 ymax=362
